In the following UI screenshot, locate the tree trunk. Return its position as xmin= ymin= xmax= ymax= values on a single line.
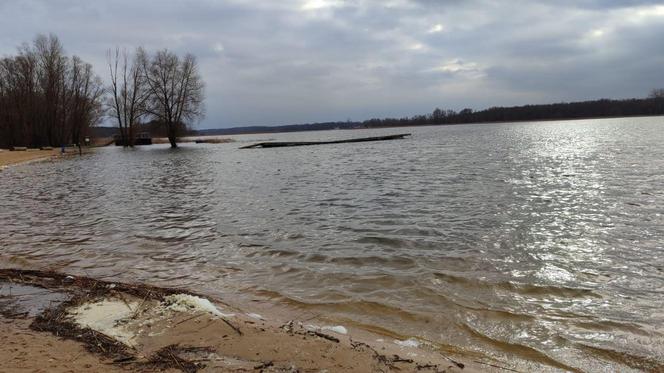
xmin=167 ymin=122 xmax=178 ymax=148
xmin=119 ymin=126 xmax=127 ymax=147
xmin=168 ymin=135 xmax=177 ymax=148
xmin=128 ymin=123 xmax=135 ymax=147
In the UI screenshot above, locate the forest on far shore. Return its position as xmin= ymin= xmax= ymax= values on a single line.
xmin=363 ymin=91 xmax=664 ymax=128
xmin=196 ymin=92 xmax=664 ymax=136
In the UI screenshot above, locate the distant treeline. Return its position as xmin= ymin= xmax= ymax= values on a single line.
xmin=363 ymin=96 xmax=664 ymax=128
xmin=0 ymin=34 xmax=103 ymax=149
xmin=196 ymin=95 xmax=664 ymax=136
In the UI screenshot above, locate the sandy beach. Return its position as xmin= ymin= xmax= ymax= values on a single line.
xmin=0 ymin=268 xmax=487 ymax=373
xmin=0 ymin=147 xmax=91 ymax=169
xmin=0 ymin=148 xmax=58 ymax=167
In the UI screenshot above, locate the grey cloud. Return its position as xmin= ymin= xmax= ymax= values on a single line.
xmin=0 ymin=0 xmax=663 ymax=128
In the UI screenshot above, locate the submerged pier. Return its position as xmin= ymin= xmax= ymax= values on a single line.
xmin=240 ymin=133 xmax=411 ymax=149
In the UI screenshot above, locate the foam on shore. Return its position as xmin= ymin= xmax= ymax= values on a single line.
xmin=163 ymin=293 xmax=235 ymax=318
xmin=69 ymin=299 xmax=139 ymax=346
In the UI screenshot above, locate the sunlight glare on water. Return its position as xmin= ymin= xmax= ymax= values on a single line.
xmin=1 ymin=117 xmax=663 ymax=371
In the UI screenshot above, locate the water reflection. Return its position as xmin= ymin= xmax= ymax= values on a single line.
xmin=1 ymin=117 xmax=663 ymax=371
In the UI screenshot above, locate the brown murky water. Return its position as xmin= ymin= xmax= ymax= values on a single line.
xmin=1 ymin=117 xmax=663 ymax=371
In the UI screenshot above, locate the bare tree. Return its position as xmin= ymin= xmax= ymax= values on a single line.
xmin=0 ymin=34 xmax=103 ymax=149
xmin=68 ymin=56 xmax=104 ymax=147
xmin=141 ymin=49 xmax=204 ymax=148
xmin=106 ymin=47 xmax=148 ymax=147
xmin=34 ymin=34 xmax=69 ymax=146
xmin=0 ymin=55 xmax=35 ymax=148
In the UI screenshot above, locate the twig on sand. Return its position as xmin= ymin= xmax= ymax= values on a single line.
xmin=392 ymin=354 xmax=414 ymax=363
xmin=70 ymin=350 xmax=85 ymax=363
xmin=308 ymin=330 xmax=340 ymax=343
xmin=472 ymin=360 xmax=523 ymax=372
xmin=92 ymin=333 xmax=106 ymax=353
xmin=174 ymin=313 xmax=205 ymax=326
xmin=170 ymin=350 xmax=185 ymax=371
xmin=221 ymin=317 xmax=243 ymax=335
xmin=115 ymin=292 xmax=133 ymax=311
xmin=112 ymin=356 xmax=135 ymax=364
xmin=132 ymin=291 xmax=151 ymax=319
xmin=149 ymin=344 xmax=202 ymax=373
xmin=351 ymin=339 xmax=440 ymax=371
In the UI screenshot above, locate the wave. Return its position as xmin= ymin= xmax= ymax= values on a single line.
xmin=459 ymin=323 xmax=582 ymax=372
xmin=576 ymin=343 xmax=664 ymax=372
xmin=433 ymin=271 xmax=601 ymax=299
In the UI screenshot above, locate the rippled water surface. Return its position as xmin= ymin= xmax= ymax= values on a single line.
xmin=2 ymin=117 xmax=664 ymax=371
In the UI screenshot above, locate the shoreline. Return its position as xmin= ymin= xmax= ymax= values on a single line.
xmin=0 ymin=147 xmax=93 ymax=169
xmin=0 ymin=268 xmax=490 ymax=372
xmin=192 ymin=113 xmax=664 ymax=137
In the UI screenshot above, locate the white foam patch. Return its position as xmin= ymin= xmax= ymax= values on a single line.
xmin=395 ymin=338 xmax=420 ymax=348
xmin=246 ymin=313 xmax=264 ymax=320
xmin=69 ymin=299 xmax=138 ymax=346
xmin=304 ymin=324 xmax=319 ymax=331
xmin=321 ymin=325 xmax=347 ymax=335
xmin=163 ymin=294 xmax=234 ymax=318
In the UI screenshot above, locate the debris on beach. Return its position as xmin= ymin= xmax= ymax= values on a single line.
xmin=321 ymin=325 xmax=348 ymax=335
xmin=69 ymin=298 xmax=140 ymax=346
xmin=395 ymin=338 xmax=421 ymax=348
xmin=163 ymin=293 xmax=235 ymax=318
xmin=246 ymin=312 xmax=264 ymax=320
xmin=0 ymin=268 xmax=475 ymax=373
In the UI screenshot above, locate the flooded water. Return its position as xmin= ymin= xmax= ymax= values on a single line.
xmin=1 ymin=116 xmax=663 ymax=371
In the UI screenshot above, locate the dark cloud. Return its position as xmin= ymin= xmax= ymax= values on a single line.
xmin=0 ymin=0 xmax=662 ymax=128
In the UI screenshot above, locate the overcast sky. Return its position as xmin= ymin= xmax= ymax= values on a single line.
xmin=1 ymin=0 xmax=663 ymax=129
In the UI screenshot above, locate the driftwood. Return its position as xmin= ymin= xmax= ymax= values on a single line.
xmin=240 ymin=133 xmax=410 ymax=149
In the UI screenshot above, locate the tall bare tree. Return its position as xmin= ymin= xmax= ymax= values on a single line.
xmin=141 ymin=49 xmax=204 ymax=148
xmin=0 ymin=53 xmax=38 ymax=147
xmin=0 ymin=34 xmax=103 ymax=149
xmin=68 ymin=56 xmax=104 ymax=147
xmin=34 ymin=34 xmax=68 ymax=146
xmin=106 ymin=47 xmax=148 ymax=147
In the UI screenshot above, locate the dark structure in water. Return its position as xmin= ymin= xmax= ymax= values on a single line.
xmin=240 ymin=133 xmax=410 ymax=149
xmin=114 ymin=132 xmax=153 ymax=146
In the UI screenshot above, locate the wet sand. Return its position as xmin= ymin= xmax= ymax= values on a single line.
xmin=0 ymin=317 xmax=129 ymax=373
xmin=0 ymin=148 xmax=57 ymax=167
xmin=0 ymin=147 xmax=89 ymax=168
xmin=0 ymin=269 xmax=486 ymax=372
